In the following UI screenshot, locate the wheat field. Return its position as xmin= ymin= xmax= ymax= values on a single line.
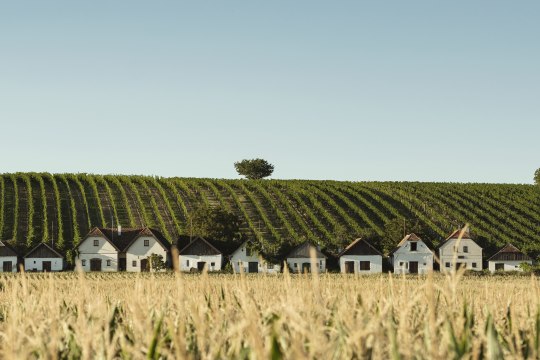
xmin=0 ymin=271 xmax=538 ymax=359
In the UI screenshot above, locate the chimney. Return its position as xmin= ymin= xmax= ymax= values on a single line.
xmin=118 ymin=225 xmax=122 ymax=236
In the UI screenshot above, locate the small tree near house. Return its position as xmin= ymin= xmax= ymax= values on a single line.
xmin=147 ymin=253 xmax=166 ymax=271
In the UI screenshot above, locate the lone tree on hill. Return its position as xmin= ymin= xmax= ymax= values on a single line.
xmin=535 ymin=168 xmax=540 ymax=185
xmin=234 ymin=158 xmax=274 ymax=179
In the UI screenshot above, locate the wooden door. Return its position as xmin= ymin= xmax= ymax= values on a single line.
xmin=248 ymin=262 xmax=258 ymax=273
xmin=409 ymin=261 xmax=419 ymax=274
xmin=344 ymin=261 xmax=355 ymax=273
xmin=90 ymin=259 xmax=102 ymax=271
xmin=2 ymin=262 xmax=13 ymax=272
xmin=140 ymin=259 xmax=149 ymax=272
xmin=197 ymin=262 xmax=206 ymax=271
xmin=119 ymin=258 xmax=126 ymax=271
xmin=302 ymin=263 xmax=311 ymax=273
xmin=495 ymin=263 xmax=504 ymax=271
xmin=43 ymin=261 xmax=52 ymax=272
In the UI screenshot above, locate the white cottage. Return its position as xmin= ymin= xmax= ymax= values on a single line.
xmin=391 ymin=233 xmax=433 ymax=274
xmin=230 ymin=241 xmax=281 ymax=274
xmin=24 ymin=243 xmax=63 ymax=272
xmin=178 ymin=236 xmax=223 ymax=272
xmin=0 ymin=240 xmax=18 ymax=272
xmin=286 ymin=242 xmax=326 ymax=273
xmin=438 ymin=228 xmax=483 ymax=272
xmin=488 ymin=244 xmax=532 ymax=272
xmin=75 ymin=227 xmax=171 ymax=272
xmin=339 ymin=238 xmax=383 ymax=274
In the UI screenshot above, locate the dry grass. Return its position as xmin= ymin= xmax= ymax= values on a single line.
xmin=0 ymin=271 xmax=538 ymax=359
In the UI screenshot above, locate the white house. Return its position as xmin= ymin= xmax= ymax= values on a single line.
xmin=488 ymin=244 xmax=532 ymax=272
xmin=285 ymin=242 xmax=326 ymax=273
xmin=0 ymin=240 xmax=18 ymax=272
xmin=178 ymin=236 xmax=223 ymax=272
xmin=438 ymin=228 xmax=483 ymax=272
xmin=75 ymin=227 xmax=171 ymax=272
xmin=230 ymin=241 xmax=281 ymax=274
xmin=24 ymin=243 xmax=63 ymax=272
xmin=338 ymin=238 xmax=383 ymax=274
xmin=391 ymin=233 xmax=433 ymax=274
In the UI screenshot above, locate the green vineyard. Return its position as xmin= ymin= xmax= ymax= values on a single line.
xmin=0 ymin=173 xmax=539 ymax=261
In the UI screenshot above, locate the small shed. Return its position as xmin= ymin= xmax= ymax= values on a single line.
xmin=488 ymin=244 xmax=532 ymax=272
xmin=0 ymin=240 xmax=18 ymax=272
xmin=177 ymin=236 xmax=223 ymax=272
xmin=285 ymin=242 xmax=326 ymax=273
xmin=230 ymin=241 xmax=281 ymax=274
xmin=391 ymin=233 xmax=434 ymax=274
xmin=24 ymin=243 xmax=64 ymax=272
xmin=339 ymin=238 xmax=383 ymax=274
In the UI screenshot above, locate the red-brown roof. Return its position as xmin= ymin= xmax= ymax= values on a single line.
xmin=78 ymin=227 xmax=171 ymax=252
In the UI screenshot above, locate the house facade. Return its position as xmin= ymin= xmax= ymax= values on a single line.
xmin=230 ymin=241 xmax=280 ymax=273
xmin=76 ymin=227 xmax=170 ymax=272
xmin=439 ymin=228 xmax=483 ymax=272
xmin=0 ymin=240 xmax=18 ymax=272
xmin=391 ymin=233 xmax=433 ymax=274
xmin=339 ymin=238 xmax=382 ymax=274
xmin=286 ymin=242 xmax=326 ymax=273
xmin=488 ymin=244 xmax=532 ymax=272
xmin=178 ymin=236 xmax=223 ymax=272
xmin=24 ymin=243 xmax=63 ymax=272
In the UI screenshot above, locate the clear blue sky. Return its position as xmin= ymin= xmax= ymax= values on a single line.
xmin=1 ymin=1 xmax=538 ymax=183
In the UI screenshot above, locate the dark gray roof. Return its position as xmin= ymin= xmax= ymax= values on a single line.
xmin=24 ymin=243 xmax=63 ymax=259
xmin=338 ymin=238 xmax=382 ymax=257
xmin=178 ymin=237 xmax=222 ymax=256
xmin=0 ymin=240 xmax=17 ymax=257
xmin=80 ymin=227 xmax=171 ymax=252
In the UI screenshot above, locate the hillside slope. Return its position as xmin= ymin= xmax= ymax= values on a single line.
xmin=0 ymin=173 xmax=539 ymax=259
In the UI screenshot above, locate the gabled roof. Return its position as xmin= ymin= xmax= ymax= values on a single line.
xmin=286 ymin=242 xmax=326 ymax=259
xmin=178 ymin=236 xmax=223 ymax=256
xmin=488 ymin=244 xmax=531 ymax=262
xmin=0 ymin=240 xmax=18 ymax=257
xmin=438 ymin=227 xmax=481 ymax=249
xmin=78 ymin=227 xmax=171 ymax=252
xmin=24 ymin=243 xmax=63 ymax=259
xmin=338 ymin=238 xmax=382 ymax=257
xmin=391 ymin=233 xmax=424 ymax=254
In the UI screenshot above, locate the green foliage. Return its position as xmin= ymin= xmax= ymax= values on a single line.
xmin=535 ymin=168 xmax=540 ymax=186
xmin=234 ymin=159 xmax=274 ymax=180
xmin=378 ymin=217 xmax=426 ymax=255
xmin=187 ymin=204 xmax=242 ymax=244
xmin=147 ymin=253 xmax=166 ymax=271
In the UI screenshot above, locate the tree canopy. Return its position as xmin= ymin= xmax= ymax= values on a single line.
xmin=234 ymin=158 xmax=274 ymax=180
xmin=186 ymin=205 xmax=243 ymax=252
xmin=535 ymin=168 xmax=540 ymax=185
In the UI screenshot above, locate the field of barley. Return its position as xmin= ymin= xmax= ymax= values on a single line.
xmin=0 ymin=271 xmax=538 ymax=359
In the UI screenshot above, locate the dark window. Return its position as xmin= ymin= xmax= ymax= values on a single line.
xmin=132 ymin=261 xmax=137 ymax=267
xmin=144 ymin=239 xmax=149 ymax=247
xmin=294 ymin=263 xmax=298 ymax=268
xmin=82 ymin=260 xmax=86 ymax=266
xmin=463 ymin=246 xmax=469 ymax=253
xmin=458 ymin=256 xmax=465 ymax=259
xmin=359 ymin=261 xmax=371 ymax=271
xmin=94 ymin=239 xmax=99 ymax=246
xmin=210 ymin=262 xmax=215 ymax=267
xmin=445 ymin=262 xmax=450 ymax=268
xmin=472 ymin=262 xmax=477 ymax=268
xmin=106 ymin=260 xmax=111 ymax=266
xmin=186 ymin=260 xmax=189 ymax=267
xmin=410 ymin=242 xmax=417 ymax=251
xmin=495 ymin=263 xmax=504 ymax=271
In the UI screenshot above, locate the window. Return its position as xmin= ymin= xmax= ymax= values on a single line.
xmin=144 ymin=239 xmax=149 ymax=247
xmin=210 ymin=262 xmax=215 ymax=267
xmin=82 ymin=260 xmax=86 ymax=266
xmin=359 ymin=261 xmax=370 ymax=271
xmin=267 ymin=264 xmax=274 ymax=270
xmin=106 ymin=260 xmax=111 ymax=266
xmin=472 ymin=263 xmax=477 ymax=268
xmin=94 ymin=239 xmax=99 ymax=246
xmin=495 ymin=263 xmax=504 ymax=271
xmin=410 ymin=242 xmax=417 ymax=251
xmin=294 ymin=263 xmax=298 ymax=268
xmin=132 ymin=260 xmax=137 ymax=267
xmin=445 ymin=262 xmax=450 ymax=268
xmin=458 ymin=256 xmax=465 ymax=259
xmin=186 ymin=260 xmax=189 ymax=267
xmin=463 ymin=246 xmax=469 ymax=253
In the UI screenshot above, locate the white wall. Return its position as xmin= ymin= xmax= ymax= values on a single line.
xmin=439 ymin=238 xmax=483 ymax=272
xmin=76 ymin=236 xmax=119 ymax=272
xmin=286 ymin=257 xmax=326 ymax=273
xmin=488 ymin=260 xmax=532 ymax=272
xmin=126 ymin=236 xmax=168 ymax=272
xmin=0 ymin=256 xmax=18 ymax=272
xmin=179 ymin=254 xmax=222 ymax=272
xmin=392 ymin=240 xmax=433 ymax=274
xmin=339 ymin=255 xmax=382 ymax=274
xmin=24 ymin=258 xmax=63 ymax=272
xmin=230 ymin=243 xmax=280 ymax=274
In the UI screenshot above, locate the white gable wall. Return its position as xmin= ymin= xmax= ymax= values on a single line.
xmin=126 ymin=236 xmax=168 ymax=272
xmin=340 ymin=255 xmax=382 ymax=274
xmin=229 ymin=243 xmax=280 ymax=273
xmin=392 ymin=240 xmax=433 ymax=274
xmin=488 ymin=260 xmax=532 ymax=272
xmin=286 ymin=257 xmax=326 ymax=273
xmin=179 ymin=254 xmax=222 ymax=272
xmin=0 ymin=256 xmax=18 ymax=272
xmin=24 ymin=258 xmax=63 ymax=271
xmin=76 ymin=236 xmax=119 ymax=272
xmin=439 ymin=238 xmax=483 ymax=272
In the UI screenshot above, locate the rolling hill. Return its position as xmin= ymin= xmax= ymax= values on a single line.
xmin=0 ymin=173 xmax=539 ymax=260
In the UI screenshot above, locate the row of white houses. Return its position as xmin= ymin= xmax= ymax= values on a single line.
xmin=0 ymin=227 xmax=533 ymax=273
